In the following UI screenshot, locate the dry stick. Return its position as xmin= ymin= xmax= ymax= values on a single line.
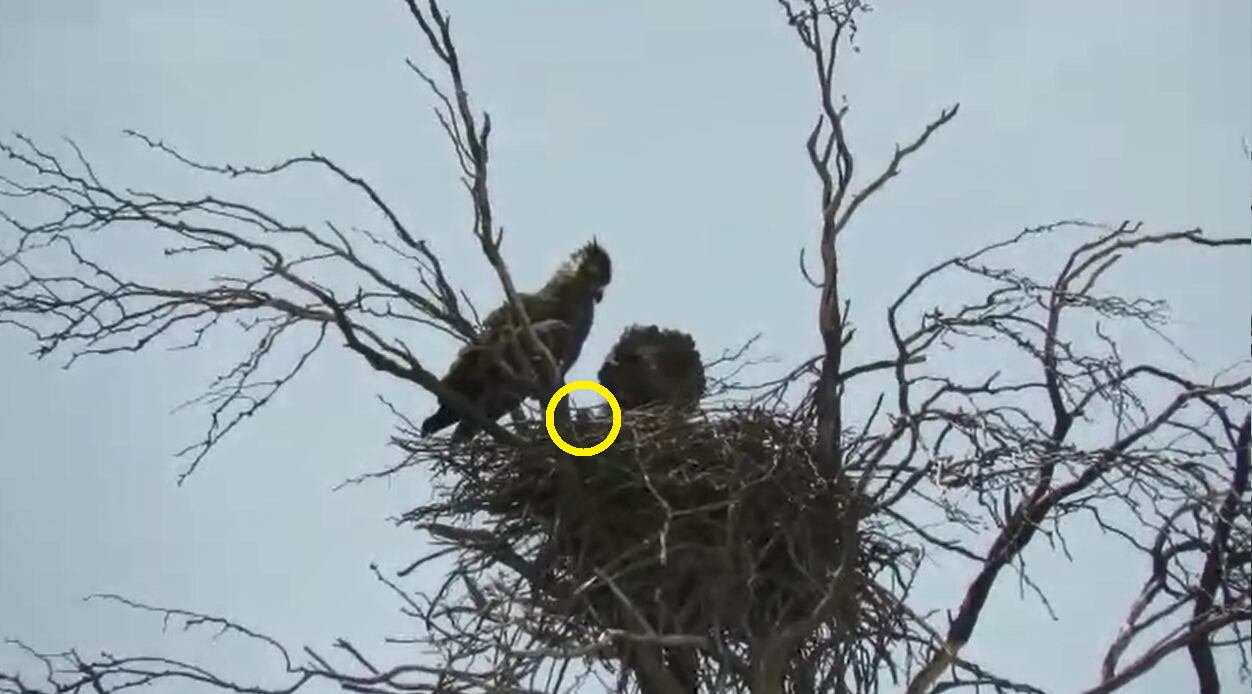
xmin=1186 ymin=413 xmax=1250 ymax=694
xmin=398 ymin=0 xmax=566 ymax=459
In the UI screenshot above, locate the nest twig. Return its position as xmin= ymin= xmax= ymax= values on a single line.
xmin=395 ymin=402 xmax=914 ymax=675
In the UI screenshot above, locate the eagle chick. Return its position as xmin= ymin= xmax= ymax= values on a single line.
xmin=597 ymin=324 xmax=705 ymax=413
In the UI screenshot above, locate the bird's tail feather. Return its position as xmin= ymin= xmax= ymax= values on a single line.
xmin=421 ymin=405 xmax=458 ymax=437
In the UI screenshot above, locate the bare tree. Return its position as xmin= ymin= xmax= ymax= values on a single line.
xmin=1 ymin=1 xmax=1247 ymax=693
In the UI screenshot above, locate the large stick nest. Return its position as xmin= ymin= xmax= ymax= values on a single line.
xmin=398 ymin=403 xmax=913 ymax=658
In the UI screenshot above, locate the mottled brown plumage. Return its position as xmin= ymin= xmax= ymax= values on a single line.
xmin=422 ymin=319 xmax=572 ymax=440
xmin=421 ymin=241 xmax=611 ymax=440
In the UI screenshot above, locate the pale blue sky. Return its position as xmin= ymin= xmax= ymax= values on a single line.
xmin=1 ymin=1 xmax=1249 ymax=692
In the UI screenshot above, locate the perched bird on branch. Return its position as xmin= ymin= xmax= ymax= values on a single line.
xmin=421 ymin=241 xmax=612 ymax=440
xmin=421 ymin=319 xmax=573 ymax=441
xmin=598 ymin=324 xmax=705 ymax=413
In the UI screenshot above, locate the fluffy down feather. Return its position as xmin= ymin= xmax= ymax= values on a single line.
xmin=597 ymin=324 xmax=705 ymax=412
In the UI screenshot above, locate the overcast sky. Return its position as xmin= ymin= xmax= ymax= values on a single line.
xmin=1 ymin=1 xmax=1249 ymax=692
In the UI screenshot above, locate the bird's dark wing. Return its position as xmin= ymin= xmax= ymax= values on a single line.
xmin=423 ymin=319 xmax=573 ymax=440
xmin=420 ymin=342 xmax=494 ymax=437
xmin=480 ymin=293 xmax=559 ymax=333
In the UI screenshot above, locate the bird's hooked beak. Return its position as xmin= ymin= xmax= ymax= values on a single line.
xmin=592 ymin=287 xmax=604 ymax=303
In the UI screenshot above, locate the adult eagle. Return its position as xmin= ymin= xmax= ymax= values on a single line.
xmin=597 ymin=324 xmax=705 ymax=413
xmin=421 ymin=241 xmax=612 ymax=440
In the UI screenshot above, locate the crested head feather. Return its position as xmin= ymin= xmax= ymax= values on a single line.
xmin=542 ymin=239 xmax=612 ymax=295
